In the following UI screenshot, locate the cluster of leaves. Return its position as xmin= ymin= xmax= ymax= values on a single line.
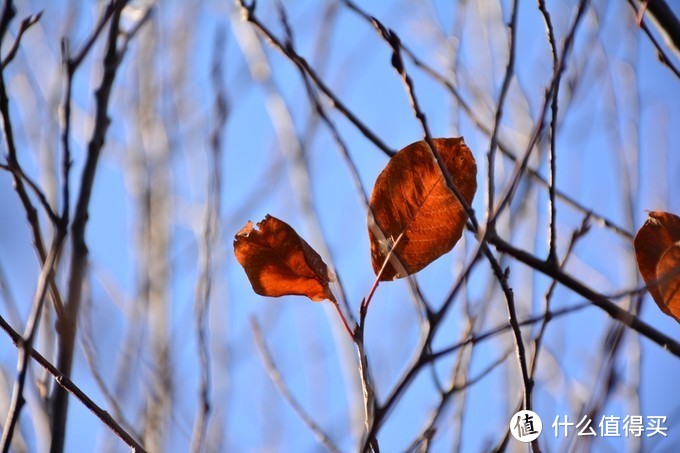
xmin=234 ymin=137 xmax=679 ymax=328
xmin=234 ymin=137 xmax=476 ymax=307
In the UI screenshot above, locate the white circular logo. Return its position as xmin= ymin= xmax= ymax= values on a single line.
xmin=510 ymin=410 xmax=542 ymax=442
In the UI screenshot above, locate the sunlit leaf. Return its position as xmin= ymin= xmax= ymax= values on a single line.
xmin=368 ymin=137 xmax=477 ymax=280
xmin=234 ymin=215 xmax=336 ymax=302
xmin=656 ymin=243 xmax=680 ymax=322
xmin=634 ymin=211 xmax=680 ymax=322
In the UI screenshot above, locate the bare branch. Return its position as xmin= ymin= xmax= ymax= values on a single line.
xmin=50 ymin=3 xmax=138 ymax=452
xmin=235 ymin=0 xmax=395 ymax=157
xmin=250 ymin=317 xmax=341 ymax=453
xmin=1 ymin=11 xmax=42 ymax=69
xmin=0 ymin=314 xmax=147 ymax=452
xmin=627 ymin=0 xmax=680 ymax=78
xmin=634 ymin=0 xmax=680 ymax=58
xmin=189 ymin=24 xmax=229 ymax=453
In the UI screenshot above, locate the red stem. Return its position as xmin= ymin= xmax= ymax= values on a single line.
xmin=332 ymin=300 xmax=354 ymax=339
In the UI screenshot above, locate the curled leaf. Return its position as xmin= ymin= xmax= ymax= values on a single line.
xmin=234 ymin=215 xmax=336 ymax=302
xmin=368 ymin=137 xmax=477 ymax=280
xmin=634 ymin=211 xmax=680 ymax=322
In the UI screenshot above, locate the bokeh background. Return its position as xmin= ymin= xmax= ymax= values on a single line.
xmin=1 ymin=0 xmax=679 ymax=451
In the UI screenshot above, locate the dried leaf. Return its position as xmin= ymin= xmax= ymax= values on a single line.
xmin=634 ymin=211 xmax=680 ymax=322
xmin=368 ymin=137 xmax=477 ymax=280
xmin=234 ymin=215 xmax=336 ymax=302
xmin=657 ymin=244 xmax=680 ymax=322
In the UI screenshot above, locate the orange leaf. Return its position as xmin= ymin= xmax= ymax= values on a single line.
xmin=234 ymin=215 xmax=336 ymax=302
xmin=368 ymin=137 xmax=477 ymax=280
xmin=657 ymin=244 xmax=680 ymax=322
xmin=634 ymin=211 xmax=680 ymax=322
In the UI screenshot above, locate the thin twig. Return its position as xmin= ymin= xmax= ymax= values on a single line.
xmin=50 ymin=3 xmax=133 ymax=452
xmin=0 ymin=2 xmax=70 ymax=447
xmin=359 ymin=231 xmax=405 ymax=328
xmin=370 ymin=17 xmax=478 ymax=230
xmin=361 ymin=300 xmax=591 ymax=452
xmin=340 ymin=0 xmax=633 ymax=241
xmin=429 ymin=301 xmax=591 ymax=363
xmin=633 ymin=0 xmax=680 ymax=57
xmin=0 ymin=239 xmax=64 ymax=453
xmin=236 ymin=0 xmax=395 ymax=158
xmin=297 ymin=72 xmax=364 ymax=328
xmin=528 ymin=214 xmax=591 ymax=404
xmin=250 ymin=317 xmax=341 ymax=453
xmin=1 ymin=11 xmax=42 ymax=68
xmin=626 ymin=0 xmax=680 ymax=79
xmin=190 ymin=25 xmax=228 ymax=453
xmin=368 ymin=10 xmax=536 ymax=450
xmin=0 ymin=1 xmax=66 ymax=323
xmin=487 ymin=0 xmax=519 ymax=224
xmin=0 ymin=314 xmax=147 ymax=452
xmin=407 ymin=349 xmax=512 ymax=451
xmin=68 ymin=0 xmax=126 ymax=68
xmin=480 ymin=244 xmax=534 ymax=414
xmin=491 ymin=0 xmax=591 ymax=224
xmin=489 ymin=233 xmax=680 ymax=357
xmin=0 ymin=162 xmax=59 ymax=224
xmin=537 ymin=0 xmax=560 ymax=265
xmin=79 ymin=283 xmax=142 ymax=444
xmin=524 ymin=0 xmax=564 ymax=422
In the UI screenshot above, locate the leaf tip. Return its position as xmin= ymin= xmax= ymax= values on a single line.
xmin=236 ymin=220 xmax=255 ymax=238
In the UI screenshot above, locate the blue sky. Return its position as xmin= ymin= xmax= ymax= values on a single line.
xmin=1 ymin=0 xmax=680 ymax=451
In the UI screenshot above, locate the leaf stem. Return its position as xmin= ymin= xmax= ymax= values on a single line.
xmin=360 ymin=232 xmax=405 ymax=327
xmin=332 ymin=300 xmax=354 ymax=339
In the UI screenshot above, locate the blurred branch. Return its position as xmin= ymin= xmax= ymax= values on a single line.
xmin=490 ymin=0 xmax=590 ymax=224
xmin=367 ymin=11 xmax=536 ymax=449
xmin=189 ymin=24 xmax=229 ymax=453
xmin=236 ymin=0 xmax=395 ymax=157
xmin=341 ymin=0 xmax=633 ymax=240
xmin=0 ymin=314 xmax=147 ymax=452
xmin=486 ymin=0 xmax=519 ymax=223
xmin=50 ymin=2 xmax=139 ymax=452
xmin=0 ymin=263 xmax=20 ymax=328
xmin=234 ymin=8 xmax=370 ymax=446
xmin=365 ymin=300 xmax=591 ymax=451
xmin=0 ymin=162 xmax=59 ymax=224
xmin=1 ymin=10 xmax=42 ymax=69
xmin=0 ymin=2 xmax=69 ymax=449
xmin=489 ymin=233 xmax=680 ymax=357
xmin=521 ymin=217 xmax=592 ymax=450
xmin=430 ymin=302 xmax=591 ymax=363
xmin=79 ymin=284 xmax=142 ymax=445
xmin=628 ymin=0 xmax=680 ymax=78
xmin=0 ymin=239 xmax=65 ymax=453
xmin=364 ymin=14 xmax=479 ymax=231
xmin=0 ymin=1 xmax=66 ymax=324
xmin=408 ymin=349 xmax=512 ymax=451
xmin=250 ymin=317 xmax=341 ymax=453
xmin=635 ymin=0 xmax=680 ymax=58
